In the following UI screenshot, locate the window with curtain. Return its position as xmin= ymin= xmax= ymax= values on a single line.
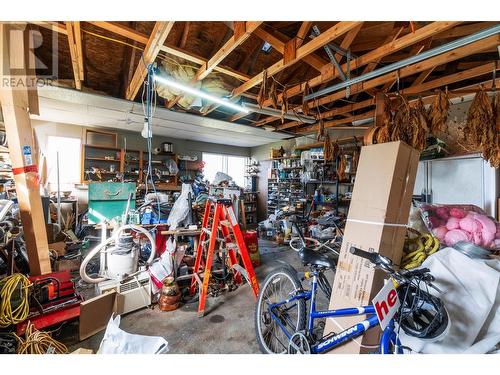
xmin=46 ymin=136 xmax=81 ymax=192
xmin=202 ymin=153 xmax=246 ymax=187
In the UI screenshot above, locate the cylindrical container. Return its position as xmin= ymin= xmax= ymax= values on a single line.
xmin=243 ymin=230 xmax=260 ymax=267
xmin=161 ymin=142 xmax=174 ymax=153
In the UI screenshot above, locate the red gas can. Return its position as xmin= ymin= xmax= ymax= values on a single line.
xmin=243 ymin=230 xmax=260 ymax=267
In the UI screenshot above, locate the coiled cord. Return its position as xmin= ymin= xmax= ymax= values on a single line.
xmin=0 ymin=273 xmax=31 ymax=328
xmin=16 ymin=321 xmax=68 ymax=354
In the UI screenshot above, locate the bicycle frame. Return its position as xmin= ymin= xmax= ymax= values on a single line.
xmin=267 ymin=273 xmax=403 ymax=354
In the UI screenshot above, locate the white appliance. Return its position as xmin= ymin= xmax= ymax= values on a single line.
xmin=413 ymin=153 xmax=499 ymax=217
xmin=98 ymin=271 xmax=152 ymax=315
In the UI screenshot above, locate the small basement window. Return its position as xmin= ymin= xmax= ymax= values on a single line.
xmin=202 ymin=153 xmax=245 ymax=187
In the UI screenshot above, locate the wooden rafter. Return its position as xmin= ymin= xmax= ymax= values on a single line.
xmin=235 ymin=21 xmax=458 ymax=124
xmin=309 ymin=34 xmax=498 ymax=108
xmin=65 ymin=21 xmax=84 ymax=90
xmin=295 ymin=35 xmax=499 ymax=133
xmin=296 ymin=21 xmax=313 ymax=47
xmin=166 ymin=21 xmax=262 ymax=108
xmin=288 ymin=61 xmax=498 ymax=133
xmin=235 ymin=23 xmax=363 ymax=124
xmin=33 ymin=21 xmax=251 ymax=83
xmin=253 ymin=27 xmax=326 ymax=72
xmin=125 ymin=22 xmax=174 ymax=100
xmin=87 ymin=21 xmax=250 ymax=83
xmin=203 ymin=21 xmax=363 ymax=116
xmin=179 ymin=21 xmax=190 ymax=48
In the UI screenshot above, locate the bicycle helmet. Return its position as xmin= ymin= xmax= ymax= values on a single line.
xmin=397 ymin=284 xmax=450 ymax=342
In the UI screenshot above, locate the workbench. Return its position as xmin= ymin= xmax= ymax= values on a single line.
xmin=160 ymin=228 xmax=202 ymax=252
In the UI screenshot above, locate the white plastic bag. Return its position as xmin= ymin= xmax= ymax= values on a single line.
xmin=213 ymin=171 xmax=232 ymax=185
xmin=98 ymin=315 xmax=168 ymax=354
xmin=398 ymin=248 xmax=500 ymax=353
xmin=166 ymin=183 xmax=193 ymax=229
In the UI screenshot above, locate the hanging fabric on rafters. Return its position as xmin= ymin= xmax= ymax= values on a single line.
xmin=257 ymin=70 xmax=268 ymax=108
xmin=268 ymin=78 xmax=278 ymax=109
xmin=317 ymin=118 xmax=325 ymax=141
xmin=302 ymin=82 xmax=310 ymax=116
xmin=281 ymin=85 xmax=289 ymax=124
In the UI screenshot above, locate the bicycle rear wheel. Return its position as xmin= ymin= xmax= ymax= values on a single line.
xmin=255 ymin=267 xmax=306 ymax=354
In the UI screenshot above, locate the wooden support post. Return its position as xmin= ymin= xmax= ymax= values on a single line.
xmin=0 ymin=23 xmax=51 ymax=275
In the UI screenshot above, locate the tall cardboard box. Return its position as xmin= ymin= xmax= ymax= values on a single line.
xmin=324 ymin=141 xmax=420 ymax=353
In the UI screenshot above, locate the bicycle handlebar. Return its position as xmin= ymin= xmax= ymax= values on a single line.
xmin=349 ymin=247 xmax=380 ymax=264
xmin=349 ymin=247 xmax=437 ymax=288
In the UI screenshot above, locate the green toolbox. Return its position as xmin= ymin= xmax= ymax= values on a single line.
xmin=88 ymin=182 xmax=136 ymax=224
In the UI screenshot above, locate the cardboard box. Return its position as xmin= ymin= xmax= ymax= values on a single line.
xmin=324 ymin=141 xmax=420 ymax=353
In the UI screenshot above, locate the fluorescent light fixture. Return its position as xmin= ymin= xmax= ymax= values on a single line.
xmin=153 ymin=74 xmax=249 ymax=113
xmin=242 ymin=103 xmax=316 ymax=124
xmin=352 ymin=117 xmax=374 ymax=127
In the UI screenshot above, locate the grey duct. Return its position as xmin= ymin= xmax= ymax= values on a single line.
xmin=305 ymin=24 xmax=500 ymax=101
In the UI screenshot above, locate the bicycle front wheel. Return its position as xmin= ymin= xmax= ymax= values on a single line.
xmin=255 ymin=267 xmax=306 ymax=354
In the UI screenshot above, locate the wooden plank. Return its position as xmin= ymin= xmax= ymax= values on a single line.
xmin=196 ymin=21 xmax=262 ymax=81
xmin=296 ymin=21 xmax=313 ymax=47
xmin=65 ymin=22 xmax=82 ymax=90
xmin=434 ymin=22 xmax=497 ymax=40
xmin=73 ymin=21 xmax=84 ymax=80
xmin=283 ymin=38 xmax=297 ymax=65
xmin=179 ymin=21 xmax=190 ymax=49
xmin=125 ymin=21 xmax=174 ymax=100
xmin=298 ymin=110 xmax=375 ymax=134
xmin=0 ymin=24 xmax=51 ymax=275
xmin=79 ymin=291 xmax=116 ymax=341
xmin=253 ymin=27 xmax=326 ymax=72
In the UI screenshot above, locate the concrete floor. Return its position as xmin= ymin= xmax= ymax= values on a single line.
xmin=61 ymin=240 xmax=335 ymax=354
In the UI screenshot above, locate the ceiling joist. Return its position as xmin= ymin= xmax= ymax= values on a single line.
xmin=65 ymin=21 xmax=84 ymax=90
xmin=167 ymin=21 xmax=262 ymax=108
xmin=203 ymin=21 xmax=364 ymax=116
xmin=125 ymin=21 xmax=175 ymax=100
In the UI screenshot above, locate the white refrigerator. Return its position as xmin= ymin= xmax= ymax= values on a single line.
xmin=413 ymin=153 xmax=499 ymax=217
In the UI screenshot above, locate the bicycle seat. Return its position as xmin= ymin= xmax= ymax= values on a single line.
xmin=298 ymin=248 xmax=337 ymax=269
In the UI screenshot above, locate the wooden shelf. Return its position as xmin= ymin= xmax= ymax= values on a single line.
xmin=85 ymin=157 xmax=120 ymax=162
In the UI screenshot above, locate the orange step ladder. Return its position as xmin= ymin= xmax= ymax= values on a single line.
xmin=190 ymin=198 xmax=259 ymax=317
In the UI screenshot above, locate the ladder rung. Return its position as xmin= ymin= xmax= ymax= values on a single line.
xmin=202 ymin=228 xmax=212 ymax=236
xmin=232 ymin=264 xmax=249 ymax=283
xmin=227 ymin=243 xmax=238 ymax=250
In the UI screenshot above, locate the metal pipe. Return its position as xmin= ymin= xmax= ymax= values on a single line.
xmin=56 ymin=151 xmax=61 ymax=228
xmin=305 ymin=24 xmax=500 ymax=101
xmin=242 ymin=102 xmax=316 ymax=124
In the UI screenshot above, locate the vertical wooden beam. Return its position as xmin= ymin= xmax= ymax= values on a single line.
xmin=65 ymin=21 xmax=83 ymax=90
xmin=0 ymin=23 xmax=51 ymax=275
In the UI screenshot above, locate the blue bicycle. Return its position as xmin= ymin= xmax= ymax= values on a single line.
xmin=255 ymin=244 xmax=449 ymax=354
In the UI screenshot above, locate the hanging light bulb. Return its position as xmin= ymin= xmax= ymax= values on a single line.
xmin=141 ymin=118 xmax=152 ymax=139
